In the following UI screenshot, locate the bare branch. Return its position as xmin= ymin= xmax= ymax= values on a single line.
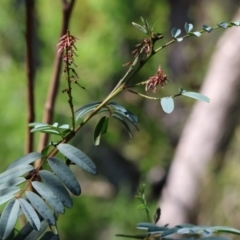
xmin=25 ymin=0 xmax=36 ymax=154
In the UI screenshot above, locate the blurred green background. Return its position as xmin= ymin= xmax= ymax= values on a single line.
xmin=0 ymin=0 xmax=240 ymax=239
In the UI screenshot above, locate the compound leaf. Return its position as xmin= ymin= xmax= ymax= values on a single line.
xmin=48 ymin=157 xmax=81 ymax=196
xmin=160 ymin=97 xmax=174 ymax=114
xmin=0 ymin=165 xmax=33 ymax=185
xmin=8 ymin=152 xmax=42 ymax=169
xmin=26 ymin=191 xmax=55 ymax=226
xmin=0 ymin=199 xmax=20 ymax=240
xmin=39 ymin=170 xmax=72 ymax=208
xmin=57 ymin=144 xmax=97 ymax=175
xmin=32 ymin=181 xmax=65 ymax=214
xmin=18 ymin=198 xmax=41 ymax=231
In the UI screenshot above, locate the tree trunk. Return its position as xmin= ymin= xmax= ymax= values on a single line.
xmin=158 ymin=9 xmax=240 ymax=226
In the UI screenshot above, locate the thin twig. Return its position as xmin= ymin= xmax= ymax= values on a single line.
xmin=37 ymin=0 xmax=75 ymax=154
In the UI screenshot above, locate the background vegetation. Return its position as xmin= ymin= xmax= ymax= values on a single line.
xmin=0 ymin=0 xmax=240 ymax=239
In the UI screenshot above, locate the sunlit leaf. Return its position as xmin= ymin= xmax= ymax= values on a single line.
xmin=218 ymin=22 xmax=229 ymax=29
xmin=39 ymin=170 xmax=72 ymax=208
xmin=93 ymin=116 xmax=109 ymax=146
xmin=0 ymin=177 xmax=25 ymax=190
xmin=0 ymin=186 xmax=20 ymax=205
xmin=7 ymin=152 xmax=42 ymax=169
xmin=171 ymin=27 xmax=181 ymax=38
xmin=57 ymin=144 xmax=97 ymax=175
xmin=48 ymin=157 xmax=81 ymax=196
xmin=26 ymin=191 xmax=55 ymax=226
xmin=32 ymin=181 xmax=65 ymax=214
xmin=202 ymin=24 xmax=213 ymax=33
xmin=160 ymin=97 xmax=174 ymax=114
xmin=211 ymin=226 xmax=240 ymax=235
xmin=132 ymin=22 xmax=148 ymax=34
xmin=230 ymin=21 xmax=240 ymax=26
xmin=59 ymin=124 xmax=70 ymax=129
xmin=75 ymin=101 xmax=101 ymax=121
xmin=108 ymin=102 xmax=139 ymax=130
xmin=28 ymin=122 xmax=48 ymax=127
xmin=0 ymin=165 xmax=33 ymax=185
xmin=0 ymin=199 xmax=20 ymax=240
xmin=189 ymin=31 xmax=201 ymax=37
xmin=184 ymin=22 xmax=193 ymax=33
xmin=180 ymin=89 xmax=210 ymax=103
xmin=18 ymin=198 xmax=41 ymax=231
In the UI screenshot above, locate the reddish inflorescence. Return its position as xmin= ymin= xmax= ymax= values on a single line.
xmin=57 ymin=30 xmax=79 ymax=66
xmin=132 ymin=38 xmax=151 ymax=58
xmin=145 ymin=66 xmax=168 ymax=93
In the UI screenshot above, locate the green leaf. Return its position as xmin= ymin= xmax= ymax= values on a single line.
xmin=75 ymin=101 xmax=101 ymax=121
xmin=57 ymin=144 xmax=97 ymax=175
xmin=18 ymin=198 xmax=41 ymax=231
xmin=48 ymin=157 xmax=81 ymax=196
xmin=32 ymin=181 xmax=65 ymax=214
xmin=112 ymin=114 xmax=133 ymax=138
xmin=0 ymin=165 xmax=33 ymax=185
xmin=202 ymin=24 xmax=213 ymax=33
xmin=189 ymin=31 xmax=201 ymax=37
xmin=180 ymin=90 xmax=210 ymax=103
xmin=161 ymin=227 xmax=180 ymax=237
xmin=184 ymin=22 xmax=193 ymax=33
xmin=28 ymin=122 xmax=48 ymax=127
xmin=26 ymin=191 xmax=55 ymax=226
xmin=0 ymin=199 xmax=20 ymax=240
xmin=151 ymin=21 xmax=158 ymax=31
xmin=59 ymin=124 xmax=70 ymax=129
xmin=39 ymin=170 xmax=73 ymax=208
xmin=13 ymin=219 xmax=48 ymax=240
xmin=218 ymin=22 xmax=229 ymax=29
xmin=132 ymin=22 xmax=148 ymax=34
xmin=171 ymin=28 xmax=181 ymax=38
xmin=160 ymin=97 xmax=174 ymax=114
xmin=93 ymin=116 xmax=109 ymax=146
xmin=136 ymin=222 xmax=157 ymax=230
xmin=0 ymin=187 xmax=19 ymax=200
xmin=7 ymin=152 xmax=42 ymax=169
xmin=211 ymin=226 xmax=240 ymax=235
xmin=0 ymin=177 xmax=25 ymax=190
xmin=108 ymin=102 xmax=139 ymax=130
xmin=40 ymin=232 xmax=60 ymax=240
xmin=230 ymin=21 xmax=240 ymax=26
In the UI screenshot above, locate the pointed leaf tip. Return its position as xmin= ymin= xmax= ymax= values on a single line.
xmin=181 ymin=90 xmax=210 ymax=103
